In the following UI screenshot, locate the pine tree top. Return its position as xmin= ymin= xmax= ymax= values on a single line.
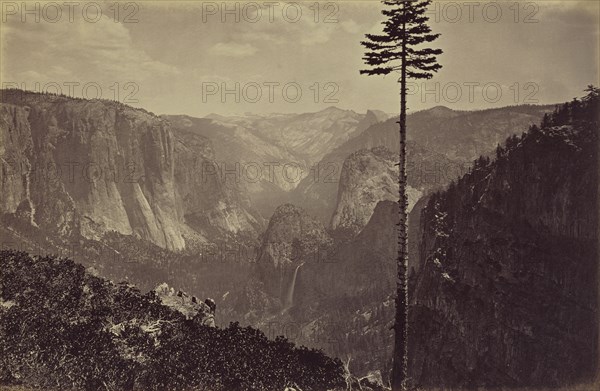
xmin=360 ymin=0 xmax=442 ymax=79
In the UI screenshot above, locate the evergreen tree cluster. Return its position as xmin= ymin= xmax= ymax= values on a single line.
xmin=412 ymin=87 xmax=598 ymax=388
xmin=1 ymin=88 xmax=157 ymax=117
xmin=442 ymin=85 xmax=600 ymax=194
xmin=0 ymin=250 xmax=344 ymax=391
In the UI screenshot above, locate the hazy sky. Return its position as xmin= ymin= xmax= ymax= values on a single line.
xmin=1 ymin=0 xmax=598 ymax=116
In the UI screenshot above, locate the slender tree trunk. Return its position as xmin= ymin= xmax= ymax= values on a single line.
xmin=391 ymin=9 xmax=409 ymax=391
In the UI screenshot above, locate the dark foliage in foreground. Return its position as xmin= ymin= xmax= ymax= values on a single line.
xmin=0 ymin=250 xmax=344 ymax=391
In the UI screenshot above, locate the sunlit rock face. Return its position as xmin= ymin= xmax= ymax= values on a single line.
xmin=0 ymin=91 xmax=261 ymax=250
xmin=330 ymin=146 xmax=422 ymax=235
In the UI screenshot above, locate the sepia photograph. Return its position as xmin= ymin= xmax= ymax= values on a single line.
xmin=0 ymin=1 xmax=598 ymax=390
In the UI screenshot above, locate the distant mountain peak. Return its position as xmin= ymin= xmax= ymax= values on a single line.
xmin=319 ymin=105 xmax=347 ymax=114
xmin=425 ymin=105 xmax=456 ymax=117
xmin=204 ymin=113 xmax=227 ymax=120
xmin=364 ymin=109 xmax=389 ymax=123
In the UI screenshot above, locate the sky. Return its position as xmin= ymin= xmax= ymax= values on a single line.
xmin=1 ymin=0 xmax=598 ymax=116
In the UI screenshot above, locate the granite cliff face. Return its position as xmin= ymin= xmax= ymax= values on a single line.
xmin=0 ymin=91 xmax=260 ymax=250
xmin=1 ymin=104 xmax=33 ymax=219
xmin=255 ymin=203 xmax=332 ymax=302
xmin=330 ymin=146 xmax=422 ymax=235
xmin=409 ymin=96 xmax=599 ymax=388
xmin=173 ymin=126 xmax=262 ymax=240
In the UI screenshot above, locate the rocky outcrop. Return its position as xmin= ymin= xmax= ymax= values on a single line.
xmin=330 ymin=146 xmax=422 ymax=235
xmin=354 ymin=109 xmax=389 ymax=136
xmin=408 ymin=96 xmax=599 ymax=388
xmin=256 ymin=203 xmax=332 ymax=302
xmin=0 ymin=90 xmax=261 ymax=250
xmin=154 ymin=283 xmax=216 ymax=326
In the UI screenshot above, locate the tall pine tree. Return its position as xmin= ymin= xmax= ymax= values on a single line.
xmin=360 ymin=1 xmax=442 ymax=389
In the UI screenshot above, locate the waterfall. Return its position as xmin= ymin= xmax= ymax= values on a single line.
xmin=284 ymin=263 xmax=304 ymax=310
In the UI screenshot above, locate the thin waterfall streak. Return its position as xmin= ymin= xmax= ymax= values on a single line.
xmin=285 ymin=263 xmax=304 ymax=310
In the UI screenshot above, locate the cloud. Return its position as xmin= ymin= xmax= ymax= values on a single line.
xmin=2 ymin=0 xmax=596 ymax=117
xmin=15 ymin=70 xmax=49 ymax=80
xmin=341 ymin=19 xmax=361 ymax=34
xmin=243 ymin=31 xmax=286 ymax=45
xmin=2 ymin=14 xmax=180 ymax=84
xmin=210 ymin=42 xmax=258 ymax=57
xmin=298 ymin=21 xmax=340 ymax=46
xmin=191 ymin=72 xmax=234 ymax=84
xmin=300 ymin=27 xmax=332 ymax=45
xmin=541 ymin=1 xmax=599 ymax=27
